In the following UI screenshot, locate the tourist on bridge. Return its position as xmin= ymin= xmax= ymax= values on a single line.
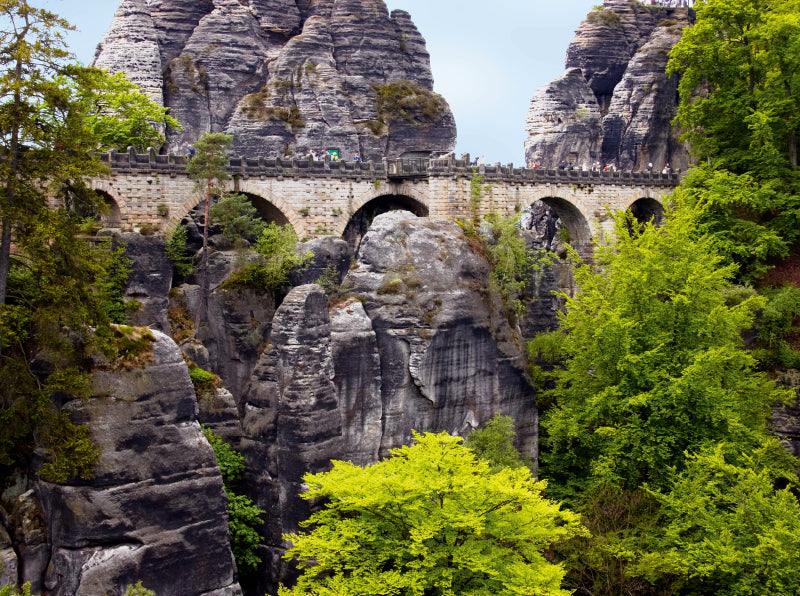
xmin=354 ymin=152 xmax=361 ymax=162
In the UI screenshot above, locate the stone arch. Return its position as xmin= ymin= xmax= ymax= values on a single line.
xmin=628 ymin=196 xmax=665 ymax=227
xmin=83 ymin=189 xmax=123 ymax=227
xmin=342 ymin=193 xmax=430 ymax=252
xmin=87 ymin=180 xmax=127 ymax=225
xmin=235 ymin=191 xmax=291 ymax=226
xmin=233 ymin=180 xmax=300 ymax=234
xmin=527 ymin=196 xmax=592 ymax=251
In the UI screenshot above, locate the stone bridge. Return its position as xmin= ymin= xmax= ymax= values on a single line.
xmin=90 ymin=149 xmax=680 ymax=248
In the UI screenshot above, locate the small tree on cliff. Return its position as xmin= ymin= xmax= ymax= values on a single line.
xmin=280 ymin=431 xmax=585 ymax=596
xmin=185 ymin=132 xmax=233 ymax=329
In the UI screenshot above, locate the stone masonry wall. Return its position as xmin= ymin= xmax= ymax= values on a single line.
xmin=89 ymin=151 xmax=679 ymax=241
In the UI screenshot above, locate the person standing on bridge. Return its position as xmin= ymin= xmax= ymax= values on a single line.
xmin=354 ymin=152 xmax=361 ymax=162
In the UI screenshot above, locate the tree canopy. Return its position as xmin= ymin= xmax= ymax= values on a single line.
xmin=667 ymin=0 xmax=800 ymax=282
xmin=280 ymin=431 xmax=586 ymax=596
xmin=542 ymin=207 xmax=790 ymax=500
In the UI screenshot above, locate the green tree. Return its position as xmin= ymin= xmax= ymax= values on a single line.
xmin=222 ymin=222 xmax=311 ymax=291
xmin=209 ymin=193 xmax=265 ymax=248
xmin=280 ymin=431 xmax=585 ymax=596
xmin=464 ymin=413 xmax=527 ymax=472
xmin=541 ymin=207 xmax=790 ymax=502
xmin=0 ymin=0 xmax=105 ymax=314
xmin=0 ymin=0 xmax=167 ymax=483
xmin=635 ymin=441 xmax=800 ymax=595
xmin=185 ymin=132 xmax=232 ymax=328
xmin=667 ymin=0 xmax=800 ymax=282
xmin=71 ymin=67 xmax=180 ymax=152
xmin=164 ymin=225 xmax=193 ymax=279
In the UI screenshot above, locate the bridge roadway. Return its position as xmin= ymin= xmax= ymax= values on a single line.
xmin=90 ymin=148 xmax=681 ymax=247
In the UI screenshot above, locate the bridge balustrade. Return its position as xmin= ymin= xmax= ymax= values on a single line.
xmin=97 ymin=149 xmax=681 ymax=188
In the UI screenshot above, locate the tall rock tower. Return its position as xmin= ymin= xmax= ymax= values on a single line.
xmin=93 ymin=0 xmax=456 ymax=161
xmin=524 ymin=0 xmax=692 ymax=172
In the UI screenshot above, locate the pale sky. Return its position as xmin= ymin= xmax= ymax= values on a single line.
xmin=41 ymin=0 xmax=599 ymax=165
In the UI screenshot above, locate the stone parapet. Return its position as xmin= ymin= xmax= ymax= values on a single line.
xmin=100 ymin=150 xmax=681 ymax=188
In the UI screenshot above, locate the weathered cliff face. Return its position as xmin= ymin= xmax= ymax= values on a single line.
xmin=226 ymin=212 xmax=537 ymax=592
xmin=95 ymin=0 xmax=456 ymax=161
xmin=343 ymin=213 xmax=537 ymax=456
xmin=525 ymin=0 xmax=691 ymax=171
xmin=1 ymin=330 xmax=241 ymax=595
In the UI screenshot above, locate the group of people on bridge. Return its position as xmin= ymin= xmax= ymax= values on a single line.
xmin=605 ymin=0 xmax=695 ymax=6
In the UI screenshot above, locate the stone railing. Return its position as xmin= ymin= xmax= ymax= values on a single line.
xmin=99 ymin=149 xmax=682 ymax=188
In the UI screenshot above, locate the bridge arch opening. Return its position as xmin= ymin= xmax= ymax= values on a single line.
xmin=628 ymin=197 xmax=665 ymax=227
xmin=237 ymin=192 xmax=291 ymax=227
xmin=343 ymin=194 xmax=429 ymax=252
xmin=524 ymin=197 xmax=592 ymax=254
xmin=85 ymin=190 xmax=122 ymax=227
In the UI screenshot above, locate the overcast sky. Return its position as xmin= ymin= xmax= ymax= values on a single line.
xmin=42 ymin=0 xmax=599 ymax=165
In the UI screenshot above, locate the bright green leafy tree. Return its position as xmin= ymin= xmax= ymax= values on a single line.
xmin=634 ymin=440 xmax=800 ymax=596
xmin=71 ymin=67 xmax=181 ymax=152
xmin=280 ymin=431 xmax=586 ymax=596
xmin=541 ymin=208 xmax=789 ymax=502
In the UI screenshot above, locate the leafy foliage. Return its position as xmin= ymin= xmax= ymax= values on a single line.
xmin=222 ymin=222 xmax=311 ymax=291
xmin=463 ymin=413 xmax=527 ymax=472
xmin=280 ymin=431 xmax=586 ymax=596
xmin=122 ymin=581 xmax=155 ymax=596
xmin=484 ymin=212 xmax=553 ymax=319
xmin=165 ymin=225 xmax=193 ymax=278
xmin=542 ymin=207 xmax=790 ymax=501
xmin=209 ymin=193 xmax=265 ymax=247
xmin=0 ymin=0 xmax=175 ymax=483
xmin=667 ymin=0 xmax=800 ymax=282
xmin=751 ymin=285 xmax=800 ymax=369
xmin=203 ymin=427 xmax=244 ymax=483
xmin=70 ymin=67 xmax=181 ymax=152
xmin=204 ymin=427 xmax=264 ymax=573
xmin=0 ymin=584 xmax=31 ymax=596
xmin=636 ymin=441 xmax=800 ymax=595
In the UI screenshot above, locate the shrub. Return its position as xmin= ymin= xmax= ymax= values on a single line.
xmin=373 ymin=80 xmax=446 ymax=125
xmin=123 ymin=581 xmax=155 ymax=596
xmin=204 ymin=427 xmax=265 ymax=572
xmin=222 ymin=223 xmax=312 ymax=291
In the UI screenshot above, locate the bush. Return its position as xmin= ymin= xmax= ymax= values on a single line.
xmin=0 ymin=585 xmax=31 ymax=596
xmin=123 ymin=581 xmax=155 ymax=596
xmin=464 ymin=413 xmax=529 ymax=472
xmin=204 ymin=427 xmax=265 ymax=572
xmin=373 ymin=80 xmax=446 ymax=125
xmin=222 ymin=223 xmax=311 ymax=291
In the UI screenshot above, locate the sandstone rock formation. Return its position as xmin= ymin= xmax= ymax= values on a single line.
xmin=95 ymin=0 xmax=456 ymax=161
xmin=1 ymin=330 xmax=241 ymax=595
xmin=224 ymin=213 xmax=537 ymax=592
xmin=525 ymin=0 xmax=692 ymax=172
